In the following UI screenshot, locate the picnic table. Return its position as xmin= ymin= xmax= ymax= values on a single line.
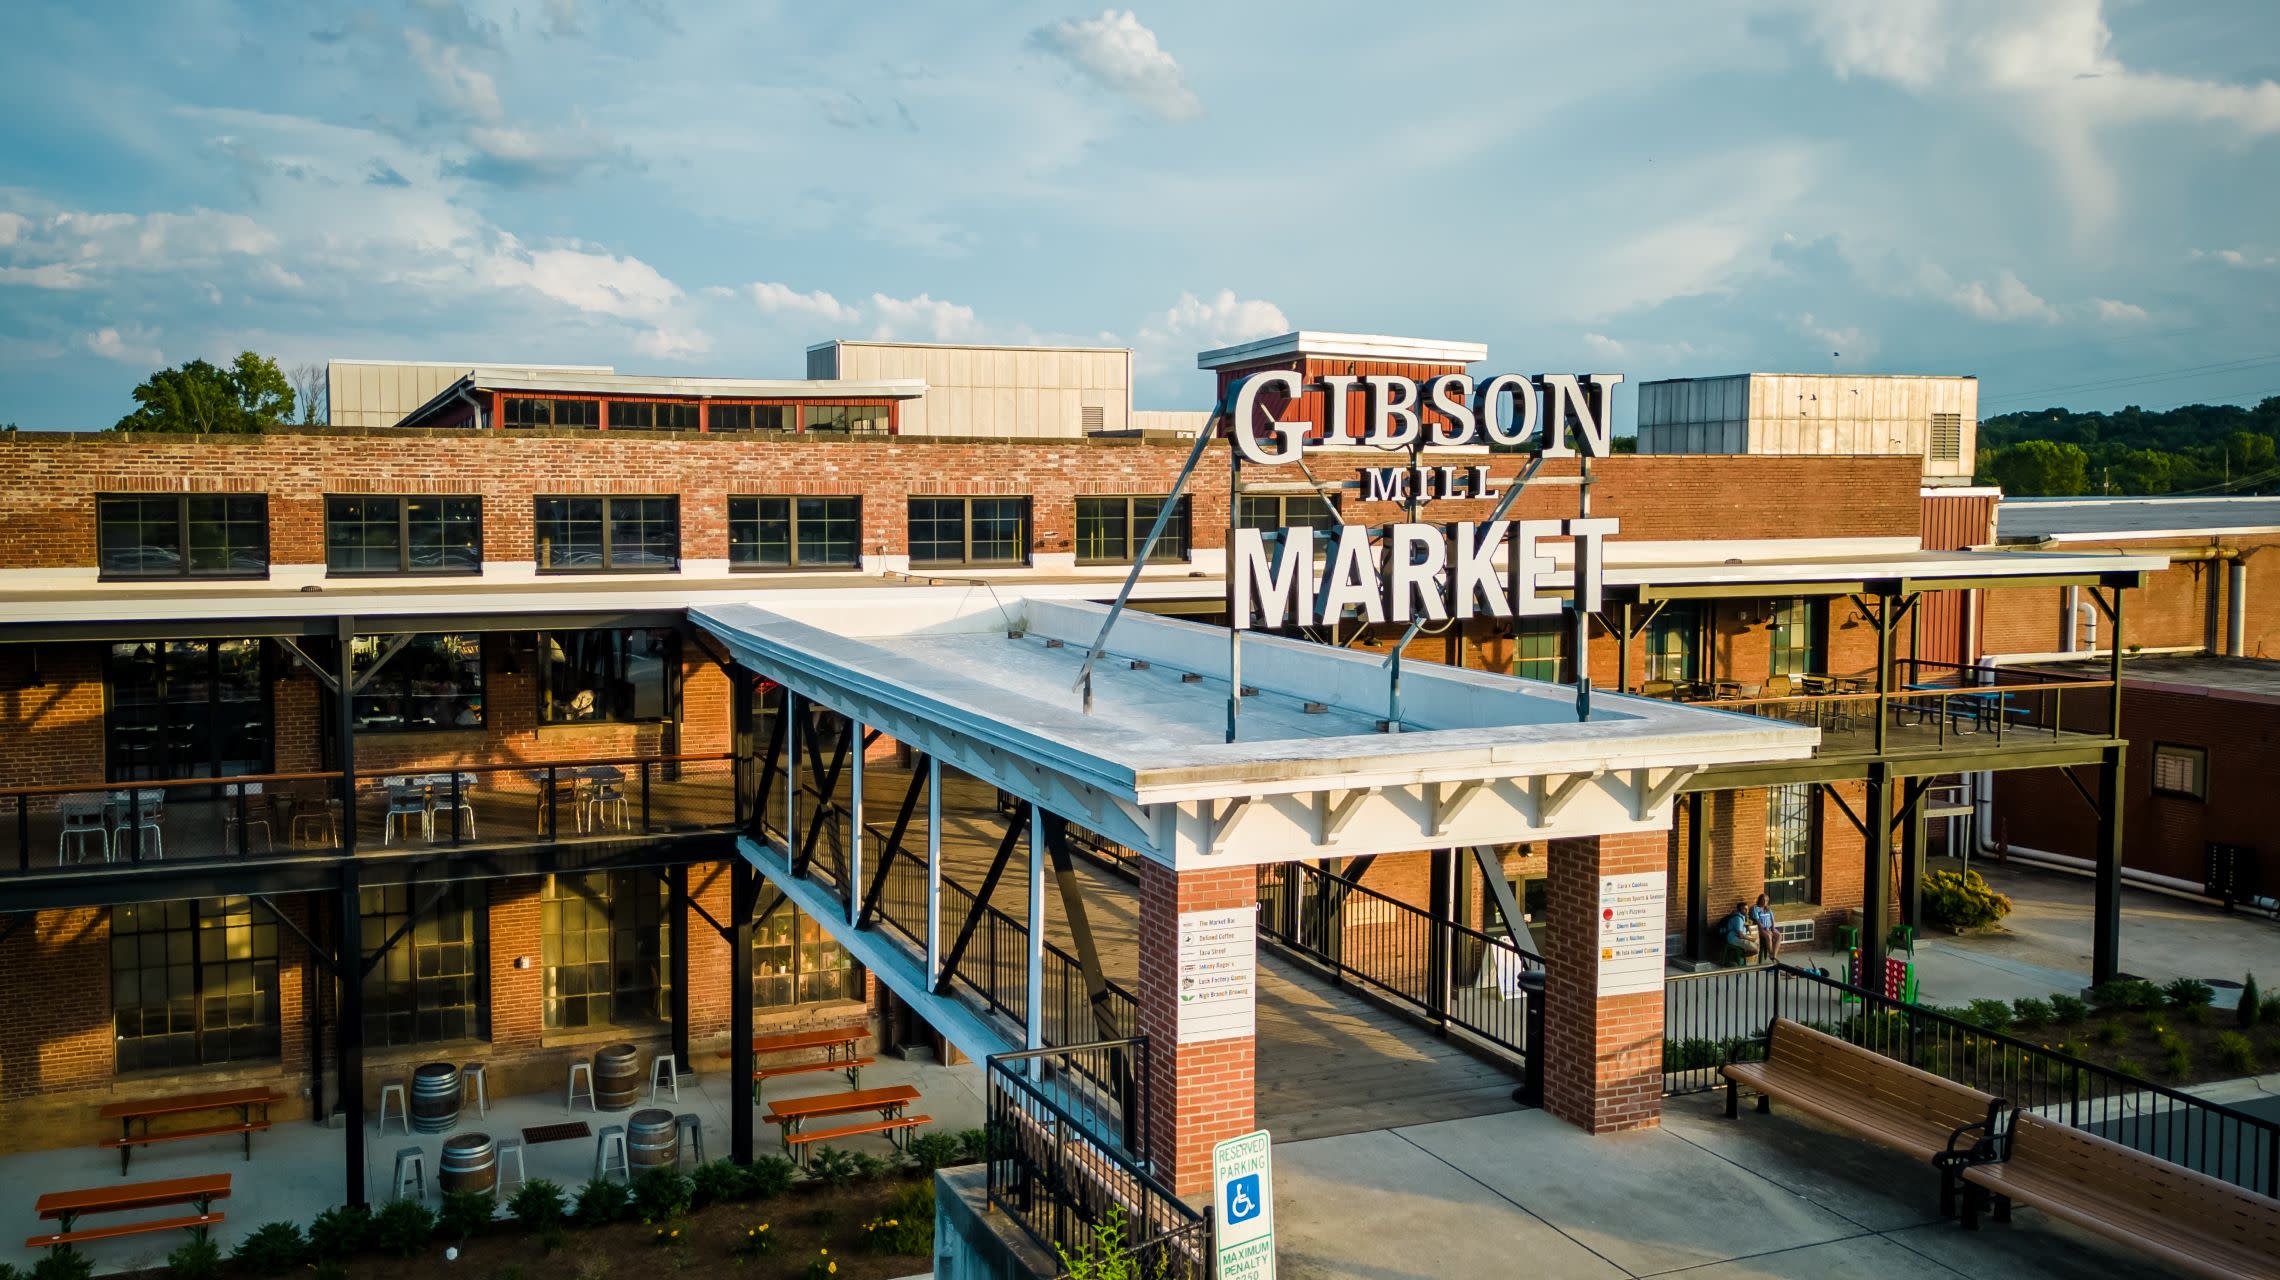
xmin=27 ymin=1173 xmax=230 ymax=1250
xmin=100 ymin=1086 xmax=282 ymax=1174
xmin=763 ymin=1085 xmax=925 ymax=1163
xmin=752 ymin=1026 xmax=871 ymax=1099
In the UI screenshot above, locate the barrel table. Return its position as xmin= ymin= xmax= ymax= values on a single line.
xmin=626 ymin=1108 xmax=679 ymax=1173
xmin=439 ymin=1132 xmax=497 ymax=1195
xmin=411 ymin=1062 xmax=462 ymax=1134
xmin=593 ymin=1044 xmax=642 ymax=1111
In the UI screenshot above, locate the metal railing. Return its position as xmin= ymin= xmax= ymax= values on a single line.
xmin=1646 ymin=658 xmax=2118 ymax=749
xmin=1 ymin=751 xmax=736 ymax=874
xmin=1256 ymin=861 xmax=1543 ymax=1079
xmin=1664 ymin=963 xmax=2280 ymax=1197
xmin=988 ymin=1040 xmax=1209 ymax=1280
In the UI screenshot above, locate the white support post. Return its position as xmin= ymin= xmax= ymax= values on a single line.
xmin=848 ymin=721 xmax=866 ymax=928
xmin=925 ymin=757 xmax=942 ymax=985
xmin=1027 ymin=802 xmax=1047 ymax=1079
xmin=785 ymin=697 xmax=800 ymax=866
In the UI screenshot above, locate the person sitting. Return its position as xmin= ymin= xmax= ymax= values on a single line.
xmin=1751 ymin=893 xmax=1782 ymax=963
xmin=1720 ymin=901 xmax=1758 ymax=967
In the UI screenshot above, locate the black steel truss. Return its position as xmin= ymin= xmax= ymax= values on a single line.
xmin=934 ymin=798 xmax=1032 ymax=995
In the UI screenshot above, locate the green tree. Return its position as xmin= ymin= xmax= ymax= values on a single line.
xmin=113 ymin=352 xmax=296 ymax=433
xmin=1983 ymin=438 xmax=2090 ymax=496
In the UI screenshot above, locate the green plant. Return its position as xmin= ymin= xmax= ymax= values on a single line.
xmin=2163 ymin=1040 xmax=2193 ymax=1079
xmin=2266 ymin=1034 xmax=2280 ymax=1061
xmin=1961 ymin=999 xmax=2014 ymax=1032
xmin=1056 ymin=1209 xmax=1149 ymax=1280
xmin=651 ymin=1216 xmax=691 ymax=1249
xmin=745 ymin=1155 xmax=798 ymax=1200
xmin=2090 ymin=979 xmax=2168 ymax=1013
xmin=574 ymin=1178 xmax=632 ymax=1228
xmin=691 ymin=1159 xmax=747 ymax=1207
xmin=2216 ymin=1031 xmax=2260 ymax=1074
xmin=905 ymin=1132 xmax=969 ymax=1173
xmin=166 ymin=1234 xmax=224 ymax=1280
xmin=730 ymin=1222 xmax=777 ymax=1261
xmin=439 ymin=1189 xmax=497 ymax=1239
xmin=2240 ymin=974 xmax=2263 ymax=1029
xmin=571 ymin=1258 xmax=612 ymax=1280
xmin=804 ymin=1247 xmax=839 ymax=1280
xmin=2114 ymin=1055 xmax=2146 ymax=1078
xmin=30 ymin=1247 xmax=93 ymax=1280
xmin=807 ymin=1146 xmax=862 ymax=1189
xmin=1920 ymin=868 xmax=2012 ymax=931
xmin=955 ymin=1128 xmax=990 ymax=1165
xmin=307 ymin=1204 xmax=373 ymax=1260
xmin=630 ymin=1168 xmax=694 ymax=1222
xmin=371 ymin=1197 xmax=438 ymax=1258
xmin=2045 ymin=993 xmax=2088 ymax=1023
xmin=2009 ymin=997 xmax=2054 ymax=1027
xmin=2179 ymin=1004 xmax=2207 ymax=1025
xmin=861 ymin=1181 xmax=934 ymax=1255
xmin=229 ymin=1222 xmax=308 ymax=1275
xmin=508 ymin=1179 xmax=567 ymax=1232
xmin=851 ymin=1152 xmax=893 ymax=1182
xmin=2163 ymin=977 xmax=2215 ymax=1009
xmin=0 ymin=1263 xmax=21 ymax=1280
xmin=538 ymin=1226 xmax=567 ymax=1255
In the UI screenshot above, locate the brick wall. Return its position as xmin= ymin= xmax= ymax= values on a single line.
xmin=1135 ymin=860 xmax=1257 ymax=1196
xmin=1541 ymin=831 xmax=1666 ymax=1134
xmin=1981 ymin=534 xmax=2280 ymax=660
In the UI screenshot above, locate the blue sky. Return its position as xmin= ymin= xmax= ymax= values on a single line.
xmin=2 ymin=0 xmax=2277 ymax=429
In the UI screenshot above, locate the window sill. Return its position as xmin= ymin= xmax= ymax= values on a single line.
xmin=327 ymin=570 xmax=484 ymax=580
xmin=540 ymin=1024 xmax=672 ymax=1052
xmin=534 ymin=567 xmax=682 ymax=576
xmin=108 ymin=1057 xmax=288 ymax=1089
xmin=728 ymin=564 xmax=862 ymax=574
xmin=98 ymin=573 xmax=272 ymax=584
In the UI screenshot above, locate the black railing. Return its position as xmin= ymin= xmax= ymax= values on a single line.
xmin=988 ymin=1040 xmax=1209 ymax=1280
xmin=1665 ymin=962 xmax=2280 ymax=1198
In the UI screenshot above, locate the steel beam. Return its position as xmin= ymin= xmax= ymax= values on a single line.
xmin=1899 ymin=777 xmax=1926 ymax=931
xmin=856 ymin=753 xmax=931 ymax=931
xmin=729 ymin=858 xmax=758 ymax=1164
xmin=933 ymin=799 xmax=1030 ymax=993
xmin=1684 ymin=792 xmax=1709 ymax=962
xmin=1044 ymin=812 xmax=1117 ymax=1041
xmin=338 ymin=861 xmax=367 ymax=1205
xmin=1860 ymin=765 xmax=1891 ymax=981
xmin=2093 ymin=744 xmax=2125 ymax=985
xmin=669 ymin=864 xmax=691 ymax=1070
xmin=1470 ymin=845 xmax=1537 ymax=957
xmin=797 ymin=709 xmax=852 ymax=879
xmin=925 ymin=757 xmax=942 ymax=986
xmin=1026 ymin=805 xmax=1047 ymax=1064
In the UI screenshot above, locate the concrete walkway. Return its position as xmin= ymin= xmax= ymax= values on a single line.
xmin=1270 ymin=1092 xmax=2197 ymax=1279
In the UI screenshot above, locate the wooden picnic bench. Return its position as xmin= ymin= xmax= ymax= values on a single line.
xmin=1723 ymin=1018 xmax=2003 ymax=1214
xmin=99 ymin=1086 xmax=282 ymax=1174
xmin=751 ymin=1027 xmax=872 ymax=1100
xmin=1954 ymin=1111 xmax=2280 ymax=1278
xmin=27 ymin=1173 xmax=230 ymax=1251
xmin=763 ymin=1085 xmax=927 ymax=1165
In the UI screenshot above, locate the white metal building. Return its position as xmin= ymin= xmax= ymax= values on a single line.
xmin=1634 ymin=373 xmax=1979 ymax=484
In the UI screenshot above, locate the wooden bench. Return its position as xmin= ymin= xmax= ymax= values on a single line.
xmin=751 ymin=1027 xmax=870 ymax=1100
xmin=1723 ymin=1018 xmax=2003 ymax=1214
xmin=28 ymin=1173 xmax=231 ymax=1251
xmin=764 ymin=1084 xmax=923 ymax=1164
xmin=1957 ymin=1111 xmax=2280 ymax=1278
xmin=100 ymin=1087 xmax=282 ymax=1174
xmin=783 ymin=1115 xmax=932 ymax=1165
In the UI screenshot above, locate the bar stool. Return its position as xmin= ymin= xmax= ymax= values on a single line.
xmin=674 ymin=1114 xmax=704 ymax=1166
xmin=594 ymin=1125 xmax=629 ymax=1182
xmin=392 ymin=1146 xmax=427 ymax=1201
xmin=461 ymin=1063 xmax=489 ymax=1118
xmin=378 ymin=1080 xmax=410 ymax=1134
xmin=566 ymin=1058 xmax=595 ymax=1113
xmin=494 ymin=1136 xmax=527 ymax=1197
xmin=648 ymin=1053 xmax=680 ymax=1104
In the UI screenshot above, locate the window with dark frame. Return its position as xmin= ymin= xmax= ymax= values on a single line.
xmin=97 ymin=494 xmax=269 ymax=579
xmin=324 ymin=495 xmax=481 ymax=575
xmin=2151 ymin=743 xmax=2207 ymax=799
xmin=1236 ymin=494 xmax=1342 ymax=531
xmin=538 ymin=628 xmax=675 ymax=724
xmin=111 ymin=897 xmax=280 ymax=1072
xmin=728 ymin=496 xmax=861 ymax=570
xmin=352 ymin=633 xmax=485 ymax=732
xmin=908 ymin=496 xmax=1030 ymax=567
xmin=540 ymin=871 xmax=669 ymax=1030
xmin=1511 ymin=618 xmax=1573 ymax=683
xmin=709 ymin=404 xmax=796 ymax=433
xmin=1645 ymin=604 xmax=1701 ymax=685
xmin=752 ymin=889 xmax=862 ymax=1008
xmin=534 ymin=496 xmax=679 ymax=571
xmin=608 ymin=401 xmax=701 ymax=431
xmin=1768 ymin=598 xmax=1821 ymax=678
xmin=502 ymin=397 xmax=600 ymax=429
xmin=801 ymin=403 xmax=891 ymax=434
xmin=1764 ymin=782 xmax=1818 ymax=905
xmin=1076 ymin=495 xmax=1190 ymax=565
xmin=361 ymin=882 xmax=484 ymax=1046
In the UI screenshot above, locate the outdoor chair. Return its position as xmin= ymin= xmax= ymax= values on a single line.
xmin=288 ymin=790 xmax=342 ymax=847
xmin=108 ymin=789 xmax=164 ymax=860
xmin=382 ymin=784 xmax=430 ymax=845
xmin=583 ymin=778 xmax=628 ymax=831
xmin=57 ymin=794 xmax=109 ymax=864
xmin=223 ymin=781 xmax=272 ymax=854
xmin=424 ymin=777 xmax=476 ymax=839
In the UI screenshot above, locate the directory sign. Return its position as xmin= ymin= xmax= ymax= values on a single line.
xmin=1212 ymin=1129 xmax=1275 ymax=1280
xmin=1597 ymin=870 xmax=1666 ymax=997
xmin=1177 ymin=907 xmax=1256 ymax=1044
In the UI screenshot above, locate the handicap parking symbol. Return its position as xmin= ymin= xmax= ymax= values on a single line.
xmin=1225 ymin=1174 xmax=1262 ymax=1225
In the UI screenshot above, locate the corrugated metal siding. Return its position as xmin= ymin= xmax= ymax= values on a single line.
xmin=1918 ymin=491 xmax=2000 ymax=666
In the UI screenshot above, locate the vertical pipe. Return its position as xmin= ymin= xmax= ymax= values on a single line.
xmin=339 ymin=861 xmax=366 ymax=1205
xmin=730 ymin=859 xmax=757 ymax=1164
xmin=849 ymin=722 xmax=865 ymax=928
xmin=2093 ymin=743 xmax=2125 ymax=985
xmin=926 ymin=757 xmax=943 ymax=987
xmin=2062 ymin=585 xmax=2079 ymax=653
xmin=785 ymin=695 xmax=800 ymax=867
xmin=1026 ymin=804 xmax=1047 ymax=1075
xmin=2227 ymin=561 xmax=2246 ymax=657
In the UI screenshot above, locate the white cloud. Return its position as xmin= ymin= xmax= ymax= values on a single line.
xmin=1928 ymin=267 xmax=2059 ymax=323
xmin=868 ymin=292 xmax=977 ymax=341
xmin=632 ymin=326 xmax=711 ymax=360
xmin=749 ymin=281 xmax=860 ymax=326
xmin=0 ymin=212 xmax=25 ymax=246
xmin=2192 ymin=247 xmax=2277 ymax=269
xmin=406 ymin=30 xmax=504 ymax=124
xmin=1140 ymin=289 xmax=1286 ymax=352
xmin=1795 ymin=313 xmax=1877 ymax=359
xmin=2091 ymin=297 xmax=2148 ymax=323
xmin=1031 ymin=10 xmax=1202 ymax=123
xmin=480 ymin=237 xmax=683 ymax=320
xmin=82 ymin=325 xmax=163 ymax=365
xmin=406 ymin=28 xmax=618 ymax=185
xmin=0 ymin=263 xmax=89 ymax=289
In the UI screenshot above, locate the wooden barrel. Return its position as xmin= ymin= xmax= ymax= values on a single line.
xmin=626 ymin=1108 xmax=678 ymax=1173
xmin=411 ymin=1062 xmax=462 ymax=1134
xmin=593 ymin=1044 xmax=642 ymax=1111
xmin=438 ymin=1132 xmax=497 ymax=1195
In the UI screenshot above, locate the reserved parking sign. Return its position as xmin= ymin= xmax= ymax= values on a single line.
xmin=1212 ymin=1129 xmax=1275 ymax=1280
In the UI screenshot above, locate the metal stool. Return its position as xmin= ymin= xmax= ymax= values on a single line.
xmin=462 ymin=1063 xmax=489 ymax=1117
xmin=674 ymin=1113 xmax=703 ymax=1166
xmin=494 ymin=1136 xmax=527 ymax=1197
xmin=566 ymin=1058 xmax=595 ymax=1113
xmin=392 ymin=1146 xmax=427 ymax=1201
xmin=594 ymin=1125 xmax=629 ymax=1182
xmin=648 ymin=1053 xmax=680 ymax=1104
xmin=378 ymin=1080 xmax=410 ymax=1134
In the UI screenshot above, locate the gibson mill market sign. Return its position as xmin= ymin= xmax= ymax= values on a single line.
xmin=1228 ymin=370 xmax=1622 ymax=631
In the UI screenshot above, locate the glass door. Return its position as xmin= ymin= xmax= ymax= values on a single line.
xmin=105 ymin=640 xmax=273 ymax=784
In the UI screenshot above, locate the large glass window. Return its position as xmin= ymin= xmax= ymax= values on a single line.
xmin=1512 ymin=618 xmax=1573 ymax=683
xmin=534 ymin=496 xmax=679 ymax=572
xmin=802 ymin=403 xmax=892 ymax=434
xmin=541 ymin=872 xmax=669 ymax=1029
xmin=538 ymin=628 xmax=675 ymax=724
xmin=325 ymin=496 xmax=481 ymax=575
xmin=1076 ymin=495 xmax=1190 ymax=565
xmin=362 ymin=882 xmax=483 ymax=1046
xmin=608 ymin=401 xmax=701 ymax=431
xmin=908 ymin=497 xmax=1030 ymax=568
xmin=112 ymin=897 xmax=280 ymax=1072
xmin=709 ymin=404 xmax=795 ymax=433
xmin=729 ymin=497 xmax=860 ymax=570
xmin=1768 ymin=599 xmax=1822 ymax=678
xmin=1236 ymin=495 xmax=1341 ymax=531
xmin=502 ymin=398 xmax=600 ymax=428
xmin=105 ymin=639 xmax=271 ymax=783
xmin=753 ymin=891 xmax=862 ymax=1008
xmin=1764 ymin=783 xmax=1818 ymax=906
xmin=98 ymin=494 xmax=268 ymax=579
xmin=1645 ymin=604 xmax=1701 ymax=686
xmin=352 ymin=633 xmax=485 ymax=732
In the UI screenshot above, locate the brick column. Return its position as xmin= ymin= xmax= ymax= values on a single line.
xmin=1542 ymin=831 xmax=1666 ymax=1134
xmin=1135 ymin=860 xmax=1257 ymax=1196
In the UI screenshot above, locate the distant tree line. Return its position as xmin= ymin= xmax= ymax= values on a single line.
xmin=1977 ymin=397 xmax=2280 ymax=496
xmin=112 ymin=352 xmax=326 ymax=432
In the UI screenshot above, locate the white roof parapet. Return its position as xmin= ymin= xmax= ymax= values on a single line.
xmin=457 ymin=368 xmax=927 ymax=399
xmin=1195 ymin=331 xmax=1488 ymax=370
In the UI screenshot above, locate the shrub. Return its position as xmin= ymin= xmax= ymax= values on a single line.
xmin=2047 ymin=994 xmax=2089 ymax=1024
xmin=371 ymin=1197 xmax=437 ymax=1258
xmin=0 ymin=1263 xmax=20 ymax=1280
xmin=905 ymin=1132 xmax=969 ymax=1173
xmin=229 ymin=1221 xmax=308 ymax=1275
xmin=2164 ymin=977 xmax=2215 ymax=1009
xmin=574 ymin=1178 xmax=632 ymax=1228
xmin=1921 ymin=868 xmax=2012 ymax=931
xmin=730 ymin=1222 xmax=777 ymax=1261
xmin=807 ymin=1146 xmax=862 ymax=1189
xmin=538 ymin=1226 xmax=567 ymax=1256
xmin=307 ymin=1204 xmax=373 ymax=1260
xmin=30 ymin=1248 xmax=93 ymax=1280
xmin=439 ymin=1189 xmax=497 ymax=1240
xmin=745 ymin=1156 xmax=798 ymax=1200
xmin=1962 ymin=999 xmax=2014 ymax=1033
xmin=804 ymin=1247 xmax=838 ymax=1280
xmin=1056 ymin=1209 xmax=1144 ymax=1280
xmin=2114 ymin=1055 xmax=2146 ymax=1078
xmin=691 ymin=1159 xmax=747 ymax=1207
xmin=2216 ymin=1031 xmax=2259 ymax=1074
xmin=650 ymin=1217 xmax=690 ymax=1250
xmin=630 ymin=1168 xmax=694 ymax=1223
xmin=2240 ymin=974 xmax=2263 ymax=1029
xmin=850 ymin=1152 xmax=894 ymax=1182
xmin=2163 ymin=1040 xmax=2193 ymax=1079
xmin=166 ymin=1234 xmax=223 ymax=1280
xmin=955 ymin=1128 xmax=990 ymax=1165
xmin=868 ymin=1181 xmax=934 ymax=1255
xmin=2009 ymin=997 xmax=2054 ymax=1027
xmin=2090 ymin=979 xmax=2167 ymax=1013
xmin=2179 ymin=1004 xmax=2206 ymax=1026
xmin=508 ymin=1179 xmax=567 ymax=1232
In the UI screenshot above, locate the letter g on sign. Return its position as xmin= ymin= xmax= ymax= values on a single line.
xmin=1230 ymin=370 xmax=1305 ymax=466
